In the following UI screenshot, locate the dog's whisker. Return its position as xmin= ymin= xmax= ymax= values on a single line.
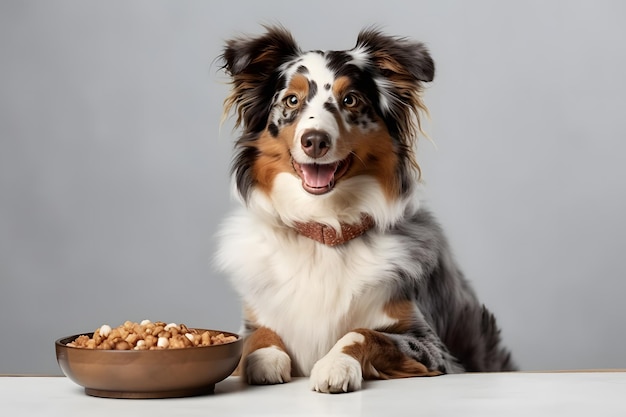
xmin=350 ymin=151 xmax=366 ymax=167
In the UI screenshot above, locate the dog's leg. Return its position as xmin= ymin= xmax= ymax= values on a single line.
xmin=310 ymin=328 xmax=446 ymax=393
xmin=239 ymin=326 xmax=292 ymax=385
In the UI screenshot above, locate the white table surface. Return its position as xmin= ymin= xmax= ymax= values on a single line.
xmin=2 ymin=372 xmax=625 ymax=416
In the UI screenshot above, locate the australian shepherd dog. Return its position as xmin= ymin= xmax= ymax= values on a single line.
xmin=216 ymin=26 xmax=516 ymax=393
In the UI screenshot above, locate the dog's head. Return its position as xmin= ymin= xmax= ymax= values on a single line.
xmin=220 ymin=26 xmax=434 ymax=228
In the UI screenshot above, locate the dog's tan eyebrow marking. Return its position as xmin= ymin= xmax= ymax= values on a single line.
xmin=332 ymin=76 xmax=352 ymax=98
xmin=288 ymin=66 xmax=317 ymax=102
xmin=286 ymin=74 xmax=309 ymax=97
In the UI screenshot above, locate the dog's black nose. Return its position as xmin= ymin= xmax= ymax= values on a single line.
xmin=301 ymin=130 xmax=330 ymax=158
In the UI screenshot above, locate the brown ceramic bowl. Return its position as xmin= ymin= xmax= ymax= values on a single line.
xmin=55 ymin=329 xmax=242 ymax=399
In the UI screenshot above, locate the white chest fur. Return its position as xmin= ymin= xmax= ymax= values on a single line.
xmin=216 ymin=209 xmax=408 ymax=376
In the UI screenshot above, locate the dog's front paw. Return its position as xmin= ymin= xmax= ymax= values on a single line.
xmin=310 ymin=351 xmax=362 ymax=393
xmin=245 ymin=346 xmax=292 ymax=385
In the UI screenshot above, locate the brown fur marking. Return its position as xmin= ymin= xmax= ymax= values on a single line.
xmin=343 ymin=329 xmax=442 ymax=379
xmin=252 ymin=127 xmax=297 ymax=194
xmin=234 ymin=326 xmax=290 ymax=376
xmin=285 ymin=74 xmax=309 ymax=100
xmin=383 ymin=299 xmax=418 ymax=333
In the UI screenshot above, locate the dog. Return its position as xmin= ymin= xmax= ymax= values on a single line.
xmin=216 ymin=26 xmax=516 ymax=393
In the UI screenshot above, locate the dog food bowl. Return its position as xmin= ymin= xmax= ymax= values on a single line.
xmin=55 ymin=329 xmax=242 ymax=399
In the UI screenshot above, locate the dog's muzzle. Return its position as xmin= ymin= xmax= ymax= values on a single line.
xmin=292 ymin=129 xmax=352 ymax=195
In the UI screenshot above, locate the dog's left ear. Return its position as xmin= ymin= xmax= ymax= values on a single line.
xmin=355 ymin=29 xmax=435 ymax=84
xmin=355 ymin=29 xmax=434 ymax=187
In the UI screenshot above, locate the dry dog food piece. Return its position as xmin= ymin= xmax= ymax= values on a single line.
xmin=66 ymin=320 xmax=237 ymax=350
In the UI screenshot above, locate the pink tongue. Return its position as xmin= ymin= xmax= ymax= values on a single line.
xmin=300 ymin=163 xmax=337 ymax=188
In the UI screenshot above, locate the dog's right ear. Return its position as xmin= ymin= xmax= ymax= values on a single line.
xmin=221 ymin=26 xmax=301 ymax=132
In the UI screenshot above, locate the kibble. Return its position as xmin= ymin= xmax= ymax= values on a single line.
xmin=66 ymin=320 xmax=237 ymax=350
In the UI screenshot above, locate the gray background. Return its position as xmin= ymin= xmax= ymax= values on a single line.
xmin=1 ymin=0 xmax=625 ymax=375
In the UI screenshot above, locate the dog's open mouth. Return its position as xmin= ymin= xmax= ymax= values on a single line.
xmin=292 ymin=155 xmax=352 ymax=195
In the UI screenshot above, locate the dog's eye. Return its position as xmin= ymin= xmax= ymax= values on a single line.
xmin=284 ymin=95 xmax=299 ymax=108
xmin=342 ymin=93 xmax=360 ymax=108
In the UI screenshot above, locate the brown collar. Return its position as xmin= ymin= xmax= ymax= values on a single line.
xmin=292 ymin=214 xmax=375 ymax=246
